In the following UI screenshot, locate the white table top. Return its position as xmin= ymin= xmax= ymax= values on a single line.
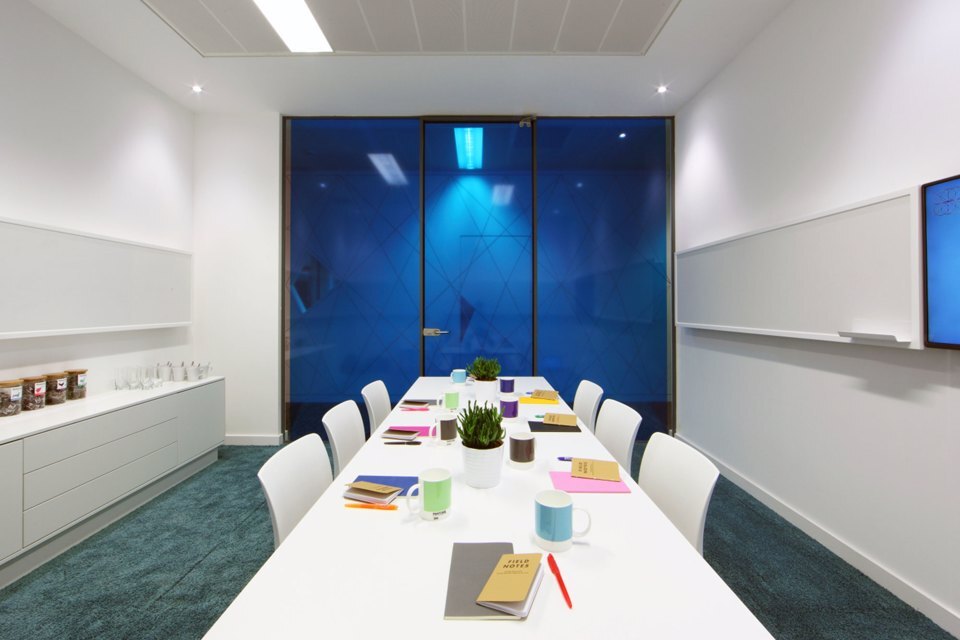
xmin=206 ymin=377 xmax=772 ymax=639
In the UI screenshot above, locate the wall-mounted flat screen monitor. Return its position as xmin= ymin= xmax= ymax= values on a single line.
xmin=923 ymin=173 xmax=960 ymax=348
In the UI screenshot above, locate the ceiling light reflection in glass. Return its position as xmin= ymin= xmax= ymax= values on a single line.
xmin=454 ymin=127 xmax=484 ymax=170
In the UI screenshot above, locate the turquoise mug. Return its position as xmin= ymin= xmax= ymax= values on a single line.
xmin=534 ymin=490 xmax=591 ymax=552
xmin=451 ymin=369 xmax=467 ymax=384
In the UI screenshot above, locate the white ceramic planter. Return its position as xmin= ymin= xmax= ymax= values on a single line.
xmin=474 ymin=379 xmax=498 ymax=407
xmin=462 ymin=443 xmax=505 ymax=489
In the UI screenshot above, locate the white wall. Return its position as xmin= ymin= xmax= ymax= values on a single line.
xmin=0 ymin=1 xmax=194 ymax=393
xmin=193 ymin=114 xmax=282 ymax=445
xmin=675 ymin=0 xmax=960 ymax=635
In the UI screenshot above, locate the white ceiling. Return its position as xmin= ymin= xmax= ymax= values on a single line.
xmin=144 ymin=0 xmax=681 ymax=55
xmin=28 ymin=0 xmax=791 ymax=116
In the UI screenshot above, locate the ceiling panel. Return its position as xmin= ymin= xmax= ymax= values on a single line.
xmin=464 ymin=0 xmax=514 ymax=52
xmin=145 ymin=0 xmax=243 ymax=54
xmin=601 ymin=0 xmax=680 ymax=53
xmin=200 ymin=0 xmax=285 ymax=54
xmin=306 ymin=0 xmax=375 ymax=52
xmin=413 ymin=0 xmax=464 ymax=52
xmin=511 ymin=0 xmax=566 ymax=52
xmin=555 ymin=0 xmax=620 ymax=52
xmin=359 ymin=0 xmax=421 ymax=52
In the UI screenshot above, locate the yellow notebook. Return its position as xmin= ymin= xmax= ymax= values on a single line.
xmin=519 ymin=397 xmax=559 ymax=405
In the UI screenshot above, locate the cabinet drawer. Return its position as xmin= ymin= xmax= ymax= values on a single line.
xmin=24 ymin=395 xmax=177 ymax=471
xmin=23 ymin=443 xmax=178 ymax=546
xmin=24 ymin=419 xmax=178 ymax=509
xmin=0 ymin=441 xmax=22 ymax=562
xmin=178 ymin=380 xmax=225 ymax=463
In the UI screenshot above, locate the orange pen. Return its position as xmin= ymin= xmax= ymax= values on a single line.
xmin=344 ymin=503 xmax=398 ymax=511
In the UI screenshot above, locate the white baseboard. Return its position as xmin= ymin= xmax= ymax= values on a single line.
xmin=224 ymin=433 xmax=283 ymax=446
xmin=676 ymin=433 xmax=960 ymax=639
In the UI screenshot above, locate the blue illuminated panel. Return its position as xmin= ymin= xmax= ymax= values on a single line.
xmin=287 ymin=119 xmax=421 ymax=416
xmin=536 ymin=118 xmax=670 ymax=419
xmin=423 ymin=122 xmax=533 ymax=375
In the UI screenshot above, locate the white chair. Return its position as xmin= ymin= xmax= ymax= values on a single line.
xmin=637 ymin=432 xmax=720 ymax=555
xmin=594 ymin=399 xmax=642 ymax=473
xmin=572 ymin=379 xmax=604 ymax=432
xmin=360 ymin=380 xmax=391 ymax=433
xmin=322 ymin=399 xmax=367 ymax=478
xmin=257 ymin=434 xmax=332 ymax=548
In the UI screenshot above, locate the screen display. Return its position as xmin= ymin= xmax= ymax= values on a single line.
xmin=923 ymin=174 xmax=960 ymax=347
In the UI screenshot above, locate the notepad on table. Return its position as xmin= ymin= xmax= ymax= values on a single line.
xmin=476 ymin=553 xmax=544 ymax=619
xmin=351 ymin=475 xmax=418 ymax=497
xmin=343 ymin=480 xmax=405 ymax=505
xmin=528 ymin=421 xmax=580 ymax=433
xmin=570 ymin=458 xmax=620 ymax=482
xmin=381 ymin=428 xmax=421 ymax=441
xmin=444 ymin=542 xmax=518 ymax=620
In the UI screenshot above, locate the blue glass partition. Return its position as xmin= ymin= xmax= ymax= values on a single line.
xmin=286 ymin=119 xmax=421 ymax=437
xmin=536 ymin=119 xmax=670 ymax=435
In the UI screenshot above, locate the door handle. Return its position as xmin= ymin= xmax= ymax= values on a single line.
xmin=422 ymin=328 xmax=449 ymax=337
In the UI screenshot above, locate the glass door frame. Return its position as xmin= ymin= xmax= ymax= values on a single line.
xmin=419 ymin=116 xmax=538 ymax=377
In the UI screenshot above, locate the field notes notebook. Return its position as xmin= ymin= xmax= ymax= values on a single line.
xmin=444 ymin=543 xmax=517 ymax=620
xmin=476 ymin=553 xmax=543 ymax=618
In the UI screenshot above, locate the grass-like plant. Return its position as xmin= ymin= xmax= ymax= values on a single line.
xmin=466 ymin=356 xmax=501 ymax=382
xmin=457 ymin=401 xmax=505 ymax=450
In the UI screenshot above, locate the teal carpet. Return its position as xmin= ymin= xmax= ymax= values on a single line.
xmin=0 ymin=444 xmax=953 ymax=639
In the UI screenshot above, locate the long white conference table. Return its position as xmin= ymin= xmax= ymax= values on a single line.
xmin=206 ymin=377 xmax=772 ymax=638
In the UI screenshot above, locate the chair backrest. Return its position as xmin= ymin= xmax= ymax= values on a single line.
xmin=322 ymin=399 xmax=366 ymax=478
xmin=572 ymin=379 xmax=604 ymax=432
xmin=360 ymin=380 xmax=391 ymax=433
xmin=637 ymin=432 xmax=719 ymax=555
xmin=257 ymin=434 xmax=333 ymax=548
xmin=594 ymin=399 xmax=642 ymax=473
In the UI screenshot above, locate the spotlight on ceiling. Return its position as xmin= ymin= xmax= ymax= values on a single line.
xmin=657 ymin=85 xmax=668 ymax=94
xmin=191 ymin=84 xmax=203 ymax=94
xmin=252 ymin=0 xmax=332 ymax=53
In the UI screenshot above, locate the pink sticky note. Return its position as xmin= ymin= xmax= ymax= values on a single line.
xmin=549 ymin=471 xmax=631 ymax=494
xmin=400 ymin=407 xmax=429 ymax=412
xmin=390 ymin=426 xmax=432 ymax=436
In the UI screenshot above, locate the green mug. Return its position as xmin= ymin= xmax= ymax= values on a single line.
xmin=438 ymin=389 xmax=460 ymax=411
xmin=406 ymin=468 xmax=452 ymax=521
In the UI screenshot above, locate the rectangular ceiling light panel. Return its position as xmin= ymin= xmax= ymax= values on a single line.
xmin=252 ymin=0 xmax=332 ymax=52
xmin=454 ymin=127 xmax=483 ymax=170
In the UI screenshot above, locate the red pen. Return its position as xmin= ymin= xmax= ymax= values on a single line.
xmin=547 ymin=553 xmax=572 ymax=609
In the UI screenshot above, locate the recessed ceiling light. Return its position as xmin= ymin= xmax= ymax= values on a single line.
xmin=191 ymin=84 xmax=203 ymax=94
xmin=252 ymin=0 xmax=332 ymax=53
xmin=657 ymin=85 xmax=668 ymax=94
xmin=618 ymin=133 xmax=627 ymax=139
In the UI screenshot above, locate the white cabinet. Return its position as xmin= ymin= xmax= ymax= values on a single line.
xmin=0 ymin=441 xmax=23 ymax=562
xmin=0 ymin=378 xmax=224 ymax=572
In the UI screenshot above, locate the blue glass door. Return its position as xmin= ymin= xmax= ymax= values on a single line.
xmin=422 ymin=122 xmax=534 ymax=376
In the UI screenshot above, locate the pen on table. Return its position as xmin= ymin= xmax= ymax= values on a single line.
xmin=547 ymin=553 xmax=572 ymax=609
xmin=344 ymin=503 xmax=398 ymax=511
xmin=385 ymin=441 xmax=422 ymax=446
xmin=557 ymin=456 xmax=573 ymax=461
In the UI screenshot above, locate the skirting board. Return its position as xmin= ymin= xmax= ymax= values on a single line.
xmin=225 ymin=433 xmax=283 ymax=446
xmin=676 ymin=433 xmax=960 ymax=638
xmin=0 ymin=449 xmax=217 ymax=591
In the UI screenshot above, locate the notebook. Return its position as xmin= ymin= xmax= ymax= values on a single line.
xmin=342 ymin=481 xmax=404 ymax=505
xmin=476 ymin=554 xmax=544 ymax=619
xmin=351 ymin=475 xmax=418 ymax=497
xmin=528 ymin=421 xmax=581 ymax=433
xmin=444 ymin=542 xmax=517 ymax=620
xmin=549 ymin=471 xmax=630 ymax=493
xmin=381 ymin=428 xmax=421 ymax=441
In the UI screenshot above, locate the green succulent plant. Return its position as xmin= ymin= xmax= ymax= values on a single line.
xmin=466 ymin=356 xmax=501 ymax=382
xmin=457 ymin=401 xmax=505 ymax=450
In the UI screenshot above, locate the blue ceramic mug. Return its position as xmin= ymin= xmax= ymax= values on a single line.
xmin=534 ymin=490 xmax=591 ymax=552
xmin=451 ymin=368 xmax=467 ymax=384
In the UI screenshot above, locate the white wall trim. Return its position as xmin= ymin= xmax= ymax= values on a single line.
xmin=677 ymin=432 xmax=960 ymax=638
xmin=224 ymin=433 xmax=282 ymax=446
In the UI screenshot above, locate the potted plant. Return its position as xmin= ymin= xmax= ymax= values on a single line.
xmin=467 ymin=356 xmax=501 ymax=406
xmin=457 ymin=401 xmax=506 ymax=488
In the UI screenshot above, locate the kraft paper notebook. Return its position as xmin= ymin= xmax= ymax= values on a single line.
xmin=444 ymin=542 xmax=517 ymax=620
xmin=476 ymin=553 xmax=544 ymax=619
xmin=549 ymin=471 xmax=630 ymax=493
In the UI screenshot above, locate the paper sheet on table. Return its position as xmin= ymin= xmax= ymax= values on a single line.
xmin=549 ymin=471 xmax=630 ymax=493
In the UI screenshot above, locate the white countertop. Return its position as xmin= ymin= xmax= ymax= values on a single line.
xmin=0 ymin=377 xmax=225 ymax=446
